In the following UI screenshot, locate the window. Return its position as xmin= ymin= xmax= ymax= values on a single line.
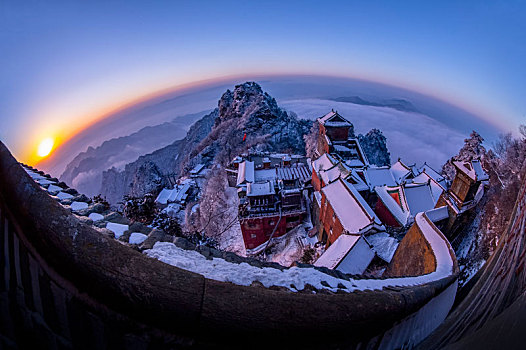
xmin=251 ymin=234 xmax=257 ymax=239
xmin=269 ymin=220 xmax=275 ymax=226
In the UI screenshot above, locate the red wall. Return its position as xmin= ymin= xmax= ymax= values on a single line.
xmin=319 ymin=194 xmax=345 ymax=247
xmin=374 ymin=200 xmax=401 ymax=228
xmin=312 ymin=170 xmax=322 ymax=192
xmin=241 ymin=213 xmax=303 ymax=250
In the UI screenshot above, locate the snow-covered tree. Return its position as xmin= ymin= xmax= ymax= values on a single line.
xmin=441 ymin=131 xmax=487 ymax=181
xmin=122 ymin=193 xmax=157 ymax=224
xmin=303 ymin=121 xmax=319 ymax=159
xmin=195 ymin=168 xmax=232 ymax=239
xmin=152 ymin=212 xmax=183 ymax=236
xmin=454 ymin=126 xmax=526 ymax=283
xmin=358 ymin=129 xmax=390 ymax=166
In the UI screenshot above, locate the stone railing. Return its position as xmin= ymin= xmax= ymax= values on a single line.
xmin=417 ymin=172 xmax=526 ymax=349
xmin=0 ymin=141 xmax=459 ymax=349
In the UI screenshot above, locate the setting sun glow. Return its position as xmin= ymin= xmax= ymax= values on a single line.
xmin=37 ymin=138 xmax=54 ymax=158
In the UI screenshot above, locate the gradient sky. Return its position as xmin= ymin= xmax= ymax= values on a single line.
xmin=1 ymin=1 xmax=525 ymax=163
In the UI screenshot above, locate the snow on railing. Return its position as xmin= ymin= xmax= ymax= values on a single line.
xmin=145 ymin=212 xmax=457 ymax=293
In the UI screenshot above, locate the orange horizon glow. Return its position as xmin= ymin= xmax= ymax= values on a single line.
xmin=26 ymin=71 xmax=513 ymax=167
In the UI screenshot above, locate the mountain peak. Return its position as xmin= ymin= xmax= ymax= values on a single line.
xmin=217 ymin=81 xmax=280 ymax=125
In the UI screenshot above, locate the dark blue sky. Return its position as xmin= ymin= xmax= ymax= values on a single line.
xmin=1 ymin=1 xmax=525 ymax=161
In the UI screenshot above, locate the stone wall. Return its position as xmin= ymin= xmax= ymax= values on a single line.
xmin=417 ymin=173 xmax=526 ymax=349
xmin=385 ymin=222 xmax=437 ymax=277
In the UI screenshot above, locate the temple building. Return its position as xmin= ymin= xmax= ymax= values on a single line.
xmin=226 ymin=153 xmax=311 ymax=254
xmin=436 ymin=159 xmax=489 ymax=235
xmin=317 ymin=178 xmax=384 ymax=246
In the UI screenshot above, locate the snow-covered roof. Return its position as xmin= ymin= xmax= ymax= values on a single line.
xmin=276 ymin=165 xmax=311 ymax=182
xmin=390 ymin=159 xmax=415 ymax=183
xmin=453 ymin=159 xmax=488 ymax=182
xmin=155 ymin=181 xmax=193 ymax=204
xmin=312 ymin=153 xmax=337 ymax=173
xmin=319 ymin=164 xmax=343 ymax=185
xmin=317 ymin=110 xmax=352 ymax=127
xmin=375 ymin=181 xmax=437 ymax=226
xmin=419 ymin=163 xmax=447 ymax=188
xmin=252 ymin=164 xmax=311 ymax=183
xmin=237 ymin=161 xmax=255 ymax=185
xmin=425 ymin=206 xmax=449 ymax=223
xmin=322 ymin=178 xmax=383 ymax=234
xmin=334 ymin=144 xmax=352 ymax=153
xmin=404 ymin=183 xmax=436 ymax=215
xmin=345 ymin=169 xmax=369 ymax=192
xmin=189 ymin=163 xmax=205 ymax=175
xmin=472 ymin=160 xmax=489 ymax=181
xmin=412 ymin=172 xmax=445 ymax=205
xmin=365 ymin=232 xmax=399 ymax=263
xmin=155 ymin=188 xmax=172 ymax=204
xmin=365 ymin=166 xmax=397 ymax=188
xmin=345 ymin=138 xmax=370 ymax=167
xmin=375 ymin=186 xmax=411 ymax=226
xmin=247 ymin=181 xmax=275 ymax=197
xmin=345 ymin=158 xmax=365 ymax=167
xmin=314 ymin=234 xmax=361 ymax=270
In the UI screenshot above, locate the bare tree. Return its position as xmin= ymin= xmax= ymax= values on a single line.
xmin=303 ymin=121 xmax=319 ymax=159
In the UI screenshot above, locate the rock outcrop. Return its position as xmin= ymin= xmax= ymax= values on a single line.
xmin=358 ymin=128 xmax=390 ymax=167
xmin=101 ymin=82 xmax=311 ymax=204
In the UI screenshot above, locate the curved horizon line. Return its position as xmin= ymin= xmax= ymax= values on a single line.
xmin=33 ymin=72 xmax=507 ymax=167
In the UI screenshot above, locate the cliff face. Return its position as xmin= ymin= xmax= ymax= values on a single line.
xmin=101 ymin=110 xmax=217 ymax=204
xmin=101 ymin=82 xmax=311 ymax=204
xmin=358 ymin=128 xmax=390 ymax=167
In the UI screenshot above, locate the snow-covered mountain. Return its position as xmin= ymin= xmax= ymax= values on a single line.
xmin=100 ymin=82 xmax=312 ymax=204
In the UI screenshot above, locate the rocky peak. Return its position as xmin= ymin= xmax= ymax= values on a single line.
xmin=217 ymin=82 xmax=282 ymax=125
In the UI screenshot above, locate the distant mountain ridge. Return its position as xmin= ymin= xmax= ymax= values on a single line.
xmin=100 ymin=82 xmax=311 ymax=204
xmin=331 ymin=96 xmax=419 ymax=113
xmin=59 ymin=111 xmax=207 ymax=197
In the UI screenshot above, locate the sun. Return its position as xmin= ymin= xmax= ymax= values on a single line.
xmin=37 ymin=138 xmax=54 ymax=157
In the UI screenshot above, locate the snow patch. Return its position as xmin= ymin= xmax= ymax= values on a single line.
xmin=70 ymin=201 xmax=89 ymax=212
xmin=106 ymin=222 xmax=129 ymax=238
xmin=129 ymin=232 xmax=148 ymax=244
xmin=56 ymin=192 xmax=74 ymax=200
xmin=47 ymin=184 xmax=62 ymax=193
xmin=88 ymin=213 xmax=104 ymax=222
